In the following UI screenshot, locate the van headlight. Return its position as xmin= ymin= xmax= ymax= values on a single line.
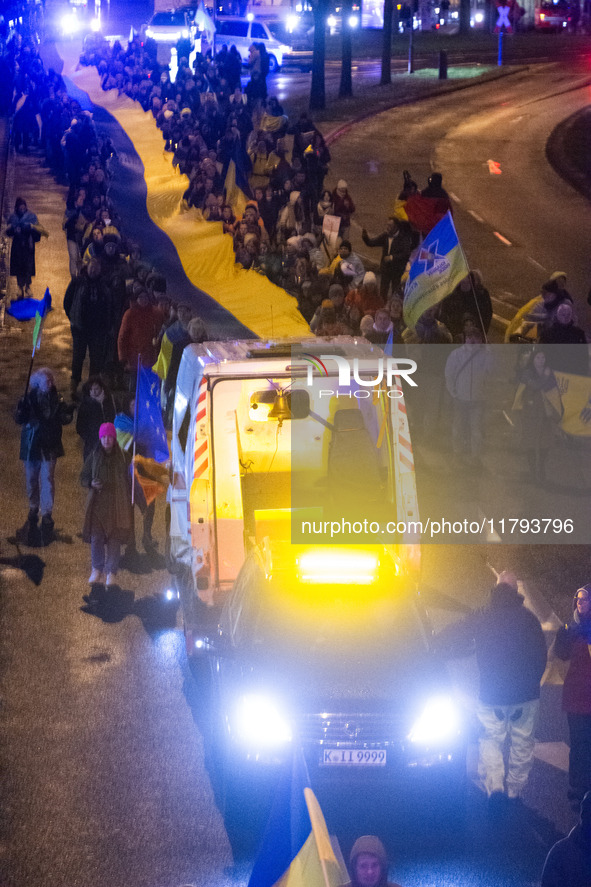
xmin=408 ymin=696 xmax=459 ymax=745
xmin=235 ymin=694 xmax=292 ymax=746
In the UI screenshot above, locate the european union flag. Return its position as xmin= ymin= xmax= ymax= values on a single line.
xmin=403 ymin=212 xmax=469 ymax=330
xmin=135 ymin=366 xmax=169 ymax=463
xmin=7 ymin=287 xmax=52 ymax=321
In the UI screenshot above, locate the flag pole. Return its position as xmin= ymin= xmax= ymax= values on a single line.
xmin=23 ymin=351 xmax=36 ymax=400
xmin=132 ymin=354 xmax=140 ymax=505
xmin=458 ymin=244 xmax=488 ymax=342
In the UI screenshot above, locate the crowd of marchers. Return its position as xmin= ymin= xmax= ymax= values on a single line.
xmin=4 ymin=24 xmax=591 ymax=887
xmin=76 ymin=32 xmax=589 ymax=351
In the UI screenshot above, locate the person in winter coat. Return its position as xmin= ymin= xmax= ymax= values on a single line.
xmin=76 ymin=377 xmax=117 ymax=461
xmin=444 ymin=330 xmax=494 ymax=467
xmin=64 ymin=258 xmax=114 ymax=399
xmin=117 ymin=290 xmax=165 ymax=372
xmin=439 ymin=271 xmax=493 ymax=339
xmin=434 ymin=572 xmax=547 ymax=803
xmin=15 ymin=367 xmax=75 ymax=540
xmin=554 ymin=586 xmax=591 ymax=806
xmin=339 ymin=835 xmax=403 ymax=887
xmin=80 ymin=422 xmax=133 ymax=587
xmin=541 ymin=791 xmax=591 ymax=886
xmin=6 ymin=198 xmax=47 ymax=298
xmin=331 ymin=180 xmax=355 ymax=239
xmin=361 ymin=218 xmax=413 ymax=300
xmin=538 ymin=302 xmax=589 ymax=376
xmin=512 ymin=349 xmax=563 ymax=482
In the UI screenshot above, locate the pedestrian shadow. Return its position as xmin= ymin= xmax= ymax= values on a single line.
xmin=80 ymin=583 xmax=179 ymax=631
xmin=9 ymin=524 xmax=74 ymax=548
xmin=0 ymin=548 xmax=46 ymax=585
xmin=118 ymin=546 xmax=167 ymax=575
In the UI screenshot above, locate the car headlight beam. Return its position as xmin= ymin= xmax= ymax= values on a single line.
xmin=235 ymin=694 xmax=292 ymax=746
xmin=408 ymin=696 xmax=459 ymax=745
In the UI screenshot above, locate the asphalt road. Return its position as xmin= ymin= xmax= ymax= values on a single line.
xmin=2 ymin=40 xmax=591 ymax=887
xmin=325 ymin=61 xmax=591 ymax=330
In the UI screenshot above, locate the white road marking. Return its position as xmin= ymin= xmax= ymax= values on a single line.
xmin=469 ymin=209 xmax=484 ymax=222
xmin=493 ymin=231 xmax=512 ymax=246
xmin=503 ymin=410 xmax=515 ymax=427
xmin=510 ymin=115 xmax=524 ymax=124
xmin=527 ymin=256 xmax=548 ymax=272
xmin=449 ymin=192 xmax=460 ymax=203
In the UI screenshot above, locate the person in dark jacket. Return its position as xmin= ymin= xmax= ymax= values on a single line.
xmin=64 ymin=258 xmax=114 ymax=399
xmin=15 ymin=367 xmax=75 ymax=540
xmin=6 ymin=198 xmax=46 ymax=298
xmin=339 ymin=835 xmax=403 ymax=887
xmin=361 ymin=218 xmax=413 ymax=300
xmin=541 ymin=791 xmax=591 ymax=886
xmin=76 ymin=377 xmax=117 ymax=461
xmin=439 ymin=271 xmax=493 ymax=339
xmin=80 ymin=422 xmax=132 ymax=587
xmin=538 ymin=302 xmax=589 ymax=376
xmin=554 ymin=585 xmax=591 ymax=806
xmin=435 ymin=572 xmax=547 ymax=802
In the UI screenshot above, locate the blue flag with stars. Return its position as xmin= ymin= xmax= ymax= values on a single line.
xmin=403 ymin=212 xmax=469 ymax=330
xmin=135 ymin=366 xmax=169 ymax=463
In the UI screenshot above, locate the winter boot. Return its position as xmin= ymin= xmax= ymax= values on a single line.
xmin=40 ymin=513 xmax=55 ymax=544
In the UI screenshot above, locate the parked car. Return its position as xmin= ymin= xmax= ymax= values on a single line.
xmin=214 ymin=16 xmax=292 ymax=71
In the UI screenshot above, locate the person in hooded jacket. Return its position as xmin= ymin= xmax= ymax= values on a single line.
xmin=555 ymin=585 xmax=591 ymax=806
xmin=339 ymin=835 xmax=403 ymax=887
xmin=15 ymin=367 xmax=75 ymax=541
xmin=434 ymin=571 xmax=547 ymax=804
xmin=80 ymin=421 xmax=132 ymax=587
xmin=541 ymin=791 xmax=591 ymax=887
xmin=6 ymin=197 xmax=47 ymax=298
xmin=76 ymin=376 xmax=117 ymax=461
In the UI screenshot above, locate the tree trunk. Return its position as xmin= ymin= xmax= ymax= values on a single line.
xmin=459 ymin=0 xmax=471 ymax=33
xmin=381 ymin=0 xmax=394 ymax=84
xmin=310 ymin=0 xmax=327 ymax=111
xmin=339 ymin=0 xmax=353 ymax=96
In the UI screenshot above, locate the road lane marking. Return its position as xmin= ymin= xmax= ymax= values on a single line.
xmin=469 ymin=209 xmax=484 ymax=222
xmin=527 ymin=256 xmax=548 ymax=272
xmin=449 ymin=192 xmax=460 ymax=202
xmin=493 ymin=231 xmax=512 ymax=245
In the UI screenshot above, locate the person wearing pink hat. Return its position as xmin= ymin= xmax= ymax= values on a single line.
xmin=80 ymin=422 xmax=132 ymax=586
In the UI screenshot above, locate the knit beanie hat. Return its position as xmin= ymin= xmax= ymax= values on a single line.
xmin=99 ymin=422 xmax=117 ymax=440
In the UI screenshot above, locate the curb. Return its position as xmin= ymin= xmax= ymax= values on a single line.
xmin=321 ymin=64 xmax=529 ymax=145
xmin=546 ymin=106 xmax=591 ymax=202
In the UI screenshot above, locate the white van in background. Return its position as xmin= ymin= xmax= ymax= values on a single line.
xmin=214 ymin=16 xmax=292 ymax=71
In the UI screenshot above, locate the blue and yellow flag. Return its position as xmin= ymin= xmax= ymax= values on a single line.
xmin=248 ymin=748 xmax=342 ymax=887
xmin=403 ymin=212 xmax=469 ymax=330
xmin=7 ymin=286 xmax=52 ymax=322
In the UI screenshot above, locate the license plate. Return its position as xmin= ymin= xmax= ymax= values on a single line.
xmin=321 ymin=749 xmax=387 ymax=766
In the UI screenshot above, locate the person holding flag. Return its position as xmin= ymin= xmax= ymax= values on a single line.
xmin=403 ymin=212 xmax=470 ymax=333
xmin=15 ymin=368 xmax=75 ymax=544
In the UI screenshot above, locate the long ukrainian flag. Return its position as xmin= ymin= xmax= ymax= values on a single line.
xmin=248 ymin=748 xmax=343 ymax=887
xmin=403 ymin=212 xmax=469 ymax=330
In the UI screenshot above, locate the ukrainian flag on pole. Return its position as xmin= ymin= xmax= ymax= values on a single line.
xmin=248 ymin=748 xmax=343 ymax=887
xmin=403 ymin=212 xmax=469 ymax=330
